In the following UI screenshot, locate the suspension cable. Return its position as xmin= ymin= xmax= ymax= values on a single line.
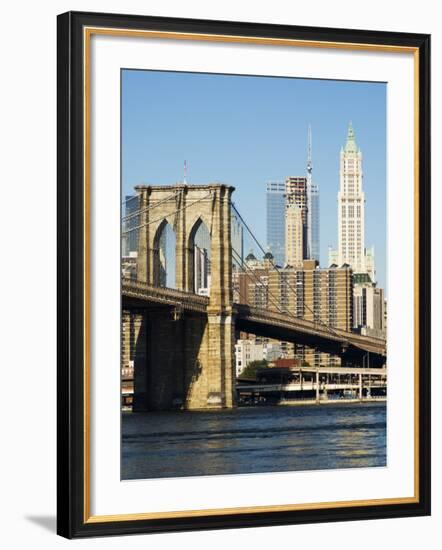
xmin=122 ymin=191 xmax=178 ymax=223
xmin=122 ymin=192 xmax=213 ymax=236
xmin=231 ymin=249 xmax=294 ymax=319
xmin=121 ymin=194 xmax=139 ymax=206
xmin=231 ymin=202 xmax=339 ymax=337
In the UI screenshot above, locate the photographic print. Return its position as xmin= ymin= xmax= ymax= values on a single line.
xmin=120 ymin=70 xmax=387 ymax=480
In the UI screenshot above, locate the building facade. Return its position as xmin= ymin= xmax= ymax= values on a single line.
xmin=328 ymin=123 xmax=376 ymax=283
xmin=235 ymin=339 xmax=282 ymax=376
xmin=233 ymin=252 xmax=269 ymax=307
xmin=267 ymin=261 xmax=353 ymax=332
xmin=353 ymin=273 xmax=386 ymax=338
xmin=285 ymin=203 xmax=304 ymax=268
xmin=337 ymin=123 xmax=366 ymax=272
xmin=285 ymin=176 xmax=308 ymax=262
xmin=269 ymin=261 xmax=353 ymax=367
xmin=233 ymin=256 xmax=353 ymax=367
xmin=123 ymin=195 xmax=140 ymax=256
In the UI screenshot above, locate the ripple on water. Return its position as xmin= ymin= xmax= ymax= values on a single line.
xmin=121 ymin=402 xmax=386 ymax=480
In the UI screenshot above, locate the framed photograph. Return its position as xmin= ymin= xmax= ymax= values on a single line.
xmin=57 ymin=11 xmax=431 ymax=538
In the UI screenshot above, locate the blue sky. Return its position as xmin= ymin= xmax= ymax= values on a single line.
xmin=122 ymin=70 xmax=386 ymax=290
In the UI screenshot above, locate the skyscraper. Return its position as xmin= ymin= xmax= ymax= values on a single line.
xmin=306 ymin=126 xmax=320 ymax=263
xmin=285 ymin=203 xmax=304 ymax=268
xmin=266 ymin=181 xmax=286 ymax=266
xmin=285 ymin=176 xmax=308 ymax=261
xmin=333 ymin=122 xmax=375 ymax=277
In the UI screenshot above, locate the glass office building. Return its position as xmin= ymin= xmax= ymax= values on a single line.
xmin=123 ymin=195 xmax=139 ymax=255
xmin=266 ymin=181 xmax=286 ymax=267
xmin=309 ymin=181 xmax=320 ymax=263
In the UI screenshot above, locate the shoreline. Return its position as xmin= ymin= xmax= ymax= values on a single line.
xmin=274 ymin=397 xmax=386 ymax=407
xmin=122 ymin=398 xmax=386 ymax=413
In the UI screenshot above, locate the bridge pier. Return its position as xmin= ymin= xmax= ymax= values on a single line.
xmin=205 ymin=309 xmax=236 ymax=408
xmin=126 ymin=306 xmax=236 ymax=411
xmin=315 ymin=370 xmax=319 ymax=403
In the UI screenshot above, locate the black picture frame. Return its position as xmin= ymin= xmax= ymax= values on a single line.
xmin=57 ymin=10 xmax=431 ymax=539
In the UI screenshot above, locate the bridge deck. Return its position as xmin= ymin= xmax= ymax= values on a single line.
xmin=122 ymin=279 xmax=386 ymax=357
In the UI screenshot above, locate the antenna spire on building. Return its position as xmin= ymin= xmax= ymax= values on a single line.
xmin=307 ymin=124 xmax=313 ymax=174
xmin=183 ymin=160 xmax=187 ymax=184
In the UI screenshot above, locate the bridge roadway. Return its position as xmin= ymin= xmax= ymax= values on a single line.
xmin=122 ymin=278 xmax=386 ymax=359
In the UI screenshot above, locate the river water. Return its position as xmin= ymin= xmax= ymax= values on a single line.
xmin=121 ymin=401 xmax=386 ymax=480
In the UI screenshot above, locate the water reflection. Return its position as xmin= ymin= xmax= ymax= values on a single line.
xmin=121 ymin=402 xmax=386 ymax=480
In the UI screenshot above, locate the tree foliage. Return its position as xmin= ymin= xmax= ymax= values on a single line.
xmin=240 ymin=359 xmax=268 ymax=379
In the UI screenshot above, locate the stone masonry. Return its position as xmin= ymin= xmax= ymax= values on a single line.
xmin=129 ymin=184 xmax=236 ymax=410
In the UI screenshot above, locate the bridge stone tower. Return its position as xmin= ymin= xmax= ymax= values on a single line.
xmin=131 ymin=184 xmax=236 ymax=410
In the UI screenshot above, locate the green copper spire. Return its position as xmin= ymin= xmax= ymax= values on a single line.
xmin=344 ymin=121 xmax=358 ymax=153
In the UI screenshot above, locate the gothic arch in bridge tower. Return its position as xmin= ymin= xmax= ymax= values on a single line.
xmin=152 ymin=219 xmax=176 ymax=289
xmin=188 ymin=217 xmax=211 ymax=296
xmin=136 ymin=184 xmax=234 ymax=300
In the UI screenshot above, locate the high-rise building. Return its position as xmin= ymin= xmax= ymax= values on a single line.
xmin=269 ymin=261 xmax=353 ymax=367
xmin=266 ymin=181 xmax=286 ymax=266
xmin=306 ymin=126 xmax=320 ymax=263
xmin=338 ymin=123 xmax=366 ymax=272
xmin=267 ymin=261 xmax=353 ymax=332
xmin=285 ymin=176 xmax=308 ymax=261
xmin=285 ymin=203 xmax=304 ymax=268
xmin=329 ymin=123 xmax=376 ymax=280
xmin=353 ymin=273 xmax=386 ymax=338
xmin=234 ymin=258 xmax=353 ymax=366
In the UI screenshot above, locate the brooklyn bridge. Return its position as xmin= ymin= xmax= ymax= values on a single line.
xmin=122 ymin=183 xmax=386 ymax=411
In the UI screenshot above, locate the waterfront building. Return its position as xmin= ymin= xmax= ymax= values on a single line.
xmin=266 ymin=181 xmax=286 ymax=266
xmin=235 ymin=338 xmax=282 ymax=376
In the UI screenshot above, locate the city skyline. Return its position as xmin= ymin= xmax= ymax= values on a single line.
xmin=122 ymin=69 xmax=386 ymax=289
